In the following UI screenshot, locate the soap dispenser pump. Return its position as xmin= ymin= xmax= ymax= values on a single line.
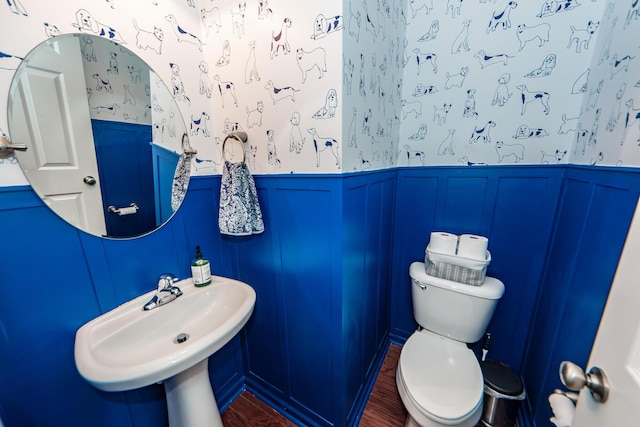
xmin=191 ymin=245 xmax=212 ymax=287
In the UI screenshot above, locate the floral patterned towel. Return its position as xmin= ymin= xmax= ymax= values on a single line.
xmin=171 ymin=152 xmax=194 ymax=211
xmin=219 ymin=160 xmax=264 ymax=235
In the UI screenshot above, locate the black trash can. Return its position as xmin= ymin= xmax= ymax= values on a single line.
xmin=480 ymin=360 xmax=526 ymax=427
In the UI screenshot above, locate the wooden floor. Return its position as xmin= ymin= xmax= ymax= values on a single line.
xmin=222 ymin=344 xmax=407 ymax=426
xmin=222 ymin=344 xmax=487 ymax=426
xmin=358 ymin=344 xmax=406 ymax=426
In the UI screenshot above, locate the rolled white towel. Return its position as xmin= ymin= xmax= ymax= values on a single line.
xmin=549 ymin=392 xmax=575 ymax=427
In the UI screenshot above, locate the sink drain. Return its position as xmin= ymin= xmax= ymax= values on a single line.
xmin=174 ymin=333 xmax=189 ymax=344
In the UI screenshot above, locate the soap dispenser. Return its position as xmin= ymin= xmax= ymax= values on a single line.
xmin=191 ymin=245 xmax=212 ymax=287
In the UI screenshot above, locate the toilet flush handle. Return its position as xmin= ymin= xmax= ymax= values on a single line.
xmin=416 ymin=282 xmax=427 ymax=290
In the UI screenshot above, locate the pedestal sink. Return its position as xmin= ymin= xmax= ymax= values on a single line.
xmin=74 ymin=276 xmax=256 ymax=427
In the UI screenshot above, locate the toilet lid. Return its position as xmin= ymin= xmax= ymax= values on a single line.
xmin=399 ymin=331 xmax=484 ymax=422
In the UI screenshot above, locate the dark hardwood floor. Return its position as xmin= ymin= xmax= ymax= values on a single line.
xmin=358 ymin=344 xmax=406 ymax=426
xmin=221 ymin=389 xmax=298 ymax=426
xmin=222 ymin=344 xmax=491 ymax=426
xmin=222 ymin=344 xmax=407 ymax=426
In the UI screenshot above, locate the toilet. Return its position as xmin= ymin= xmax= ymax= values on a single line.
xmin=396 ymin=262 xmax=505 ymax=427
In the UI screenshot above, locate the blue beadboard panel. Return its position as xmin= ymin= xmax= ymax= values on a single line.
xmin=237 ymin=176 xmax=343 ymax=426
xmin=151 ymin=143 xmax=181 ymax=225
xmin=440 ymin=176 xmax=492 ymax=232
xmin=277 ymin=185 xmax=336 ymax=423
xmin=341 ymin=171 xmax=396 ymax=425
xmin=390 ymin=173 xmax=439 ymax=340
xmin=485 ymin=174 xmax=563 ymax=371
xmin=0 ymin=190 xmax=135 ymax=427
xmin=522 ymin=167 xmax=640 ymax=427
xmin=342 ymin=180 xmax=369 ymax=424
xmin=226 ymin=172 xmax=395 ymax=427
xmin=216 ymin=183 xmax=289 ymax=404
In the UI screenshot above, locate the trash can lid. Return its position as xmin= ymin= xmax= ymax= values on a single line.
xmin=481 ymin=360 xmax=524 ymax=397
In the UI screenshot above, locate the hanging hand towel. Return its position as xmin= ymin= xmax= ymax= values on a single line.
xmin=171 ymin=152 xmax=193 ymax=211
xmin=219 ymin=160 xmax=264 ymax=235
xmin=171 ymin=134 xmax=197 ymax=211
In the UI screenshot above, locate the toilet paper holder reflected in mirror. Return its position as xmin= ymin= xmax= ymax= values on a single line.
xmin=108 ymin=203 xmax=139 ymax=216
xmin=0 ymin=136 xmax=27 ymax=160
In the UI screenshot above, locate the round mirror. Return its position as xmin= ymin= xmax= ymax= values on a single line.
xmin=7 ymin=34 xmax=193 ymax=239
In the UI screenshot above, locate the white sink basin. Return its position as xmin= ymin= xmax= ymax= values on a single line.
xmin=74 ymin=276 xmax=255 ymax=426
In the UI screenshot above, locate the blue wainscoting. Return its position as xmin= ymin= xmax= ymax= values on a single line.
xmin=390 ymin=166 xmax=640 ymax=427
xmin=2 ymin=165 xmax=640 ymax=427
xmin=221 ymin=171 xmax=397 ymax=427
xmin=91 ymin=119 xmax=156 ymax=238
xmin=521 ymin=166 xmax=640 ymax=427
xmin=341 ymin=172 xmax=396 ymax=424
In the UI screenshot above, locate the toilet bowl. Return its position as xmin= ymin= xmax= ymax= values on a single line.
xmin=397 ymin=262 xmax=504 ymax=427
xmin=397 ymin=330 xmax=484 ymax=427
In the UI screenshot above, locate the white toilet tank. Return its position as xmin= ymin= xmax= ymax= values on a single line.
xmin=409 ymin=261 xmax=504 ymax=343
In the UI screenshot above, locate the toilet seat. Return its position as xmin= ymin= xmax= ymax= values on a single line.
xmin=397 ymin=330 xmax=484 ymax=425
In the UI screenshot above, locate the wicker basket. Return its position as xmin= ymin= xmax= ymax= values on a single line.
xmin=424 ymin=245 xmax=491 ymax=286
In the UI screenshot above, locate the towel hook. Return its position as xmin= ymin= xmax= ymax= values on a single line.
xmin=181 ymin=133 xmax=197 ymax=156
xmin=222 ymin=131 xmax=248 ymax=164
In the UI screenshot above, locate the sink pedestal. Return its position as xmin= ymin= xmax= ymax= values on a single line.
xmin=164 ymin=359 xmax=223 ymax=427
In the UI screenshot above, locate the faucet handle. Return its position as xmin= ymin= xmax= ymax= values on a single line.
xmin=144 ymin=274 xmax=181 ymax=311
xmin=158 ymin=273 xmax=178 ymax=291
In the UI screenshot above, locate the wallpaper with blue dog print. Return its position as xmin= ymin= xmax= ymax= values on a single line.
xmin=203 ymin=0 xmax=352 ymax=173
xmin=2 ymin=0 xmax=640 ymax=184
xmin=397 ymin=0 xmax=640 ymax=168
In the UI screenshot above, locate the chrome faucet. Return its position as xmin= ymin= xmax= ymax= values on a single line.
xmin=143 ymin=273 xmax=183 ymax=311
